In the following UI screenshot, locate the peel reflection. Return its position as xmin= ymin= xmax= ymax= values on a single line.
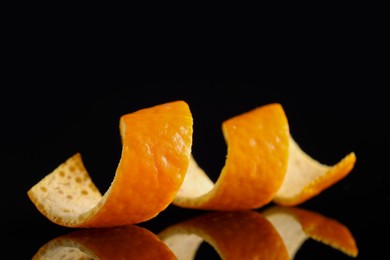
xmin=158 ymin=207 xmax=358 ymax=259
xmin=159 ymin=210 xmax=288 ymax=259
xmin=32 ymin=225 xmax=176 ymax=259
xmin=262 ymin=206 xmax=358 ymax=258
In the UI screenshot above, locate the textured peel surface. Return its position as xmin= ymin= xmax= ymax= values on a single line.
xmin=27 ymin=100 xmax=193 ymax=227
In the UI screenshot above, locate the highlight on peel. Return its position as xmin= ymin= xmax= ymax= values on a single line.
xmin=32 ymin=225 xmax=176 ymax=260
xmin=262 ymin=206 xmax=358 ymax=258
xmin=27 ymin=100 xmax=193 ymax=228
xmin=173 ymin=103 xmax=290 ymax=210
xmin=158 ymin=210 xmax=289 ymax=259
xmin=173 ymin=102 xmax=356 ymax=210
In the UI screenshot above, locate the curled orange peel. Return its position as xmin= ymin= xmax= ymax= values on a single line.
xmin=27 ymin=100 xmax=193 ymax=228
xmin=32 ymin=225 xmax=176 ymax=259
xmin=262 ymin=206 xmax=358 ymax=258
xmin=28 ymin=100 xmax=356 ymax=229
xmin=158 ymin=210 xmax=289 ymax=259
xmin=274 ymin=138 xmax=356 ymax=206
xmin=173 ymin=103 xmax=290 ymax=210
xmin=173 ymin=103 xmax=356 ymax=210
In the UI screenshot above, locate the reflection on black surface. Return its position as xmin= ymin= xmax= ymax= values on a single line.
xmin=32 ymin=225 xmax=176 ymax=260
xmin=158 ymin=207 xmax=358 ymax=259
xmin=159 ymin=210 xmax=289 ymax=259
xmin=261 ymin=206 xmax=358 ymax=258
xmin=33 ymin=206 xmax=358 ymax=259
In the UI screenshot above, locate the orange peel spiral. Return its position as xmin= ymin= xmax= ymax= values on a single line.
xmin=173 ymin=103 xmax=356 ymax=210
xmin=27 ymin=100 xmax=356 ymax=229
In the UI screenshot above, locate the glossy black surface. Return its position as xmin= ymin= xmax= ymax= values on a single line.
xmin=2 ymin=79 xmax=387 ymax=259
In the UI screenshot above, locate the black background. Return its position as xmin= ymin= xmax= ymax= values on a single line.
xmin=2 ymin=78 xmax=388 ymax=259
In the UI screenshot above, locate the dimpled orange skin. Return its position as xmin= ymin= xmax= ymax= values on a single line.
xmin=33 ymin=225 xmax=176 ymax=259
xmin=79 ymin=100 xmax=193 ymax=227
xmin=159 ymin=210 xmax=289 ymax=260
xmin=179 ymin=103 xmax=289 ymax=210
xmin=27 ymin=101 xmax=193 ymax=228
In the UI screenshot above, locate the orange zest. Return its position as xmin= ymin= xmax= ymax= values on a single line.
xmin=32 ymin=225 xmax=176 ymax=259
xmin=173 ymin=103 xmax=290 ymax=210
xmin=28 ymin=100 xmax=356 ymax=228
xmin=173 ymin=102 xmax=356 ymax=210
xmin=262 ymin=206 xmax=358 ymax=258
xmin=27 ymin=100 xmax=193 ymax=228
xmin=273 ymin=137 xmax=356 ymax=206
xmin=158 ymin=210 xmax=289 ymax=259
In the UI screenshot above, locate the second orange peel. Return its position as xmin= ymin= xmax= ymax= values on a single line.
xmin=173 ymin=102 xmax=356 ymax=210
xmin=174 ymin=103 xmax=290 ymax=210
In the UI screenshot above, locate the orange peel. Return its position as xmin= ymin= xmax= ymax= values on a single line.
xmin=173 ymin=103 xmax=290 ymax=210
xmin=173 ymin=102 xmax=356 ymax=210
xmin=32 ymin=225 xmax=176 ymax=259
xmin=27 ymin=100 xmax=193 ymax=227
xmin=158 ymin=210 xmax=289 ymax=259
xmin=273 ymin=137 xmax=356 ymax=206
xmin=262 ymin=206 xmax=358 ymax=258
